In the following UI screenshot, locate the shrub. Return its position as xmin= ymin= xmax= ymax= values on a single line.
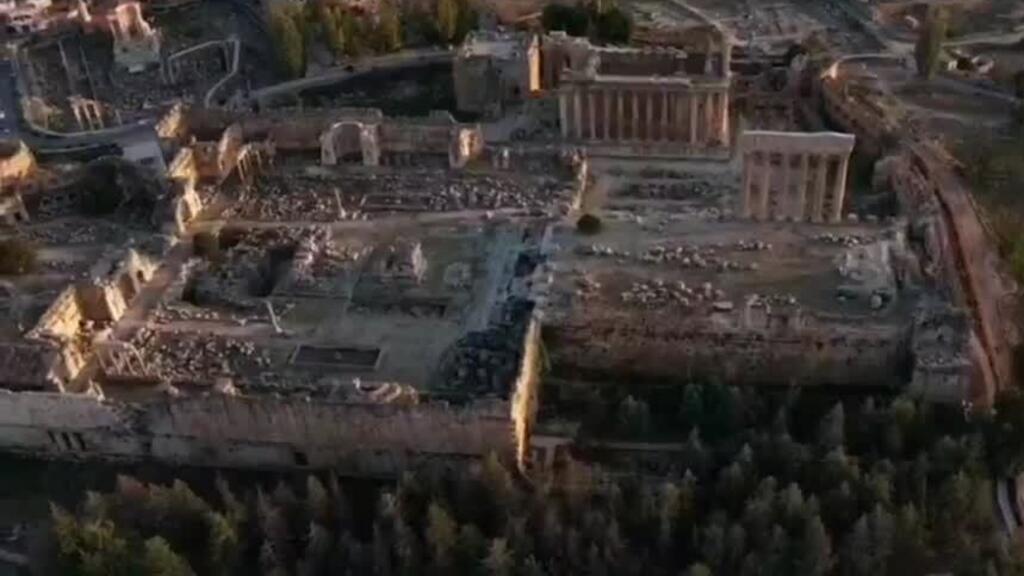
xmin=0 ymin=238 xmax=37 ymax=275
xmin=576 ymin=213 xmax=602 ymax=235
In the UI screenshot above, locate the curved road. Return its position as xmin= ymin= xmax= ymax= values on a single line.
xmin=252 ymin=48 xmax=454 ymax=106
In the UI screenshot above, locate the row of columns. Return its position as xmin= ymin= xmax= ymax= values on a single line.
xmin=236 ymin=143 xmax=276 ymax=185
xmin=740 ymin=151 xmax=850 ymax=223
xmin=558 ymin=86 xmax=729 ymax=147
xmin=69 ymin=97 xmax=106 ymax=131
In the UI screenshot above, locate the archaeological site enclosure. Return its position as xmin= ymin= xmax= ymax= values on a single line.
xmin=0 ymin=0 xmax=1016 ymax=481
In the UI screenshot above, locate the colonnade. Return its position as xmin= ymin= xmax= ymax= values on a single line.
xmin=558 ymin=83 xmax=729 ymax=147
xmin=738 ymin=131 xmax=856 ymax=223
xmin=69 ymin=96 xmax=106 ymax=131
xmin=236 ymin=142 xmax=275 ymax=185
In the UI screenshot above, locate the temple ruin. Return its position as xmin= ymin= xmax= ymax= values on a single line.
xmin=550 ymin=32 xmax=732 ymax=155
xmin=0 ymin=0 xmax=1001 ymax=480
xmin=738 ymin=131 xmax=855 ymax=222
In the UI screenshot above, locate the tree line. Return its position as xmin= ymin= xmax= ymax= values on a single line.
xmin=541 ymin=0 xmax=632 ymax=45
xmin=269 ymin=0 xmax=478 ymax=79
xmin=36 ymin=386 xmax=1024 ymax=575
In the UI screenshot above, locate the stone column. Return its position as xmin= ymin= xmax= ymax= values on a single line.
xmin=721 ymin=41 xmax=731 ymax=77
xmin=705 ymin=36 xmax=715 ymax=75
xmin=704 ymin=92 xmax=714 ymax=145
xmin=672 ymin=93 xmax=681 ymax=142
xmin=616 ymin=90 xmax=624 ymax=141
xmin=831 ymin=154 xmax=850 ymax=222
xmin=689 ymin=95 xmax=698 ymax=144
xmin=559 ymin=92 xmax=569 ymax=138
xmin=759 ymin=152 xmax=772 ymax=220
xmin=645 ymin=91 xmax=654 ymax=141
xmin=811 ymin=155 xmax=829 ymax=223
xmin=588 ymin=89 xmax=596 ymax=140
xmin=631 ymin=91 xmax=640 ymax=141
xmin=740 ymin=152 xmax=753 ymax=218
xmin=781 ymin=153 xmax=792 ymax=220
xmin=719 ymin=91 xmax=730 ymax=147
xmin=573 ymin=89 xmax=583 ymax=140
xmin=661 ymin=91 xmax=670 ymax=141
xmin=603 ymin=89 xmax=612 ymax=141
xmin=796 ymin=153 xmax=809 ymax=221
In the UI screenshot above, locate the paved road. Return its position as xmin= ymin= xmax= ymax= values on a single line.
xmin=252 ymin=48 xmax=454 ymax=105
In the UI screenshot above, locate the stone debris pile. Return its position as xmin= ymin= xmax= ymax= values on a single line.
xmin=622 ymin=180 xmax=716 ymax=200
xmin=225 ymin=175 xmax=363 ymax=222
xmin=745 ymin=293 xmax=799 ymax=308
xmin=22 ymin=220 xmax=128 ymax=245
xmin=433 ymin=298 xmax=532 ymax=395
xmin=620 ymin=279 xmax=724 ymax=308
xmin=578 ymin=241 xmax=766 ymax=272
xmin=814 ymin=232 xmax=875 ymax=247
xmin=130 ymin=329 xmax=274 ymax=384
xmin=363 ymin=173 xmax=564 ymax=212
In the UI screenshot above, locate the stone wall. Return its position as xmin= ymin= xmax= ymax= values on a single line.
xmin=0 ymin=389 xmax=516 ymax=475
xmin=820 ymin=74 xmax=895 ymax=158
xmin=27 ymin=286 xmax=83 ymax=342
xmin=0 ymin=139 xmax=36 ymax=185
xmin=544 ymin=317 xmax=911 ymax=388
xmin=885 ymin=144 xmax=1015 ymax=403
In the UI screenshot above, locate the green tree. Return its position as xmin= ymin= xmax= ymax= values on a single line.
xmin=51 ymin=506 xmax=136 ymax=576
xmin=542 ymin=4 xmax=589 ymax=37
xmin=205 ymin=511 xmax=239 ymax=574
xmin=617 ymin=396 xmax=651 ymax=437
xmin=318 ymin=2 xmax=346 ymax=58
xmin=819 ymin=403 xmax=845 ymax=452
xmin=375 ymin=0 xmax=403 ymax=52
xmin=891 ymin=504 xmax=929 ymax=573
xmin=426 ymin=502 xmax=457 ymax=567
xmin=593 ymin=7 xmax=632 ymax=44
xmin=437 ymin=0 xmax=459 ymax=43
xmin=454 ymin=524 xmax=487 ymax=573
xmin=141 ymin=537 xmax=195 ymax=576
xmin=679 ymin=383 xmax=704 ymax=430
xmin=271 ymin=6 xmax=305 ymax=78
xmin=484 ymin=538 xmax=514 ymax=576
xmin=795 ymin=515 xmax=832 ymax=576
xmin=914 ymin=6 xmax=948 ymax=79
xmin=341 ymin=10 xmax=367 ymax=57
xmin=0 ymin=238 xmax=37 ymax=275
xmin=985 ymin=388 xmax=1024 ymax=475
xmin=840 ymin=516 xmax=873 ymax=576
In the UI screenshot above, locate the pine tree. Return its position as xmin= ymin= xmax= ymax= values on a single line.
xmin=271 ymin=7 xmax=305 ymax=78
xmin=437 ymin=0 xmax=458 ymax=43
xmin=142 ymin=537 xmax=195 ymax=576
xmin=376 ymin=0 xmax=403 ymax=53
xmin=680 ymin=383 xmax=704 ymax=430
xmin=426 ymin=502 xmax=457 ymax=567
xmin=794 ymin=515 xmax=831 ymax=576
xmin=819 ymin=403 xmax=845 ymax=451
xmin=484 ymin=538 xmax=514 ymax=576
xmin=454 ymin=524 xmax=487 ymax=574
xmin=841 ymin=516 xmax=873 ymax=576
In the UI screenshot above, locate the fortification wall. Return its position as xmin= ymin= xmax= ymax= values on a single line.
xmin=887 ymin=145 xmax=1014 ymax=402
xmin=0 ymin=389 xmax=515 ymax=474
xmin=544 ymin=320 xmax=910 ymax=387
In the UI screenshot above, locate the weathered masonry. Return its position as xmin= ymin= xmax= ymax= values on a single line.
xmin=738 ymin=131 xmax=855 ymax=222
xmin=557 ymin=76 xmax=730 ymax=150
xmin=548 ymin=31 xmax=732 ymax=155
